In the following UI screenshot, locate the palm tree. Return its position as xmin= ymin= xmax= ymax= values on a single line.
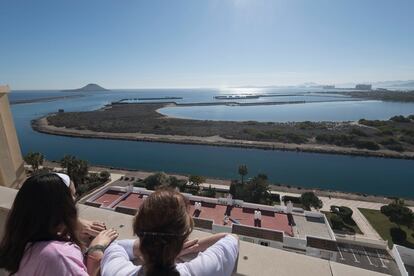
xmin=60 ymin=155 xmax=88 ymax=187
xmin=60 ymin=155 xmax=75 ymax=172
xmin=238 ymin=165 xmax=248 ymax=185
xmin=24 ymin=152 xmax=44 ymax=172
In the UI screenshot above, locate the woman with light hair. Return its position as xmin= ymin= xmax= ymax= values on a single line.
xmin=101 ymin=188 xmax=239 ymax=276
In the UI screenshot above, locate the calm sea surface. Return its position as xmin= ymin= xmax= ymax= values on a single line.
xmin=8 ymin=88 xmax=414 ymax=198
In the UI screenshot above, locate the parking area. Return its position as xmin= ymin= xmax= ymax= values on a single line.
xmin=336 ymin=243 xmax=399 ymax=275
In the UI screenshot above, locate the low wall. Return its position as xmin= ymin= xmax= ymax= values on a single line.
xmin=283 ymin=235 xmax=307 ymax=251
xmin=391 ymin=245 xmax=409 ymax=276
xmin=335 ymin=236 xmax=388 ymax=250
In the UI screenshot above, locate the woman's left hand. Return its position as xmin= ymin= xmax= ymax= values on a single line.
xmin=79 ymin=218 xmax=107 ymax=238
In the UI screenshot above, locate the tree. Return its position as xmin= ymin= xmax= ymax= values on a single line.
xmin=188 ymin=175 xmax=206 ymax=186
xmin=99 ymin=171 xmax=110 ymax=182
xmin=244 ymin=176 xmax=271 ymax=204
xmin=60 ymin=155 xmax=76 ymax=170
xmin=169 ymin=176 xmax=187 ymax=192
xmin=60 ymin=155 xmax=88 ymax=188
xmin=330 ymin=214 xmax=345 ymax=230
xmin=238 ymin=165 xmax=248 ymax=184
xmin=201 ymin=185 xmax=217 ymax=198
xmin=24 ymin=152 xmax=44 ymax=172
xmin=229 ymin=181 xmax=237 ymax=197
xmin=144 ymin=172 xmax=170 ymax=190
xmin=70 ymin=159 xmax=89 ymax=187
xmin=300 ymin=192 xmax=323 ymax=210
xmin=390 ymin=227 xmax=407 ymax=243
xmin=381 ymin=199 xmax=414 ymax=229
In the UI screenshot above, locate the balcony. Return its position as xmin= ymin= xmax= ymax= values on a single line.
xmin=0 ymin=185 xmax=390 ymax=276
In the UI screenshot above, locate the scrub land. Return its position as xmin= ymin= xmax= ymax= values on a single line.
xmin=32 ymin=95 xmax=414 ymax=159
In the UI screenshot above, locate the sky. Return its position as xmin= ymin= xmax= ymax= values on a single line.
xmin=0 ymin=0 xmax=413 ymax=90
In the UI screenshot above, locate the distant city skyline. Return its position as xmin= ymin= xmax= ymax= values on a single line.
xmin=1 ymin=0 xmax=413 ymax=90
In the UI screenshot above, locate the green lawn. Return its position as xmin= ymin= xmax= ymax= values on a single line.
xmin=359 ymin=208 xmax=414 ymax=248
xmin=323 ymin=211 xmax=363 ymax=235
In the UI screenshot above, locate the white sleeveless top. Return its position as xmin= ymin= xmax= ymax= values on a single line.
xmin=101 ymin=235 xmax=239 ymax=276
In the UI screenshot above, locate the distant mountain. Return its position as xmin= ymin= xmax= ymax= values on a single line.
xmin=62 ymin=83 xmax=109 ymax=92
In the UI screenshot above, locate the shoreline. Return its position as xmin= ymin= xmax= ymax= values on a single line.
xmin=43 ymin=160 xmax=414 ymax=204
xmin=11 ymin=94 xmax=84 ymax=105
xmin=33 ymin=116 xmax=414 ymax=160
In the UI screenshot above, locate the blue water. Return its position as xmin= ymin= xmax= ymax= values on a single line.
xmin=159 ymin=100 xmax=414 ymax=122
xmin=8 ymin=89 xmax=414 ymax=198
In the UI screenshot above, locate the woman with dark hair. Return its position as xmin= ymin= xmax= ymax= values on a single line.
xmin=0 ymin=173 xmax=118 ymax=276
xmin=101 ymin=189 xmax=239 ymax=276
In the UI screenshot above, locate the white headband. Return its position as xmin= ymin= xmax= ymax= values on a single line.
xmin=55 ymin=173 xmax=71 ymax=188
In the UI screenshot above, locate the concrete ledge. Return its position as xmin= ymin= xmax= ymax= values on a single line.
xmin=0 ymin=85 xmax=10 ymax=94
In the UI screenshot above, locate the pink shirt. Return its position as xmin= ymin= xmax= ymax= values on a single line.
xmin=16 ymin=241 xmax=88 ymax=276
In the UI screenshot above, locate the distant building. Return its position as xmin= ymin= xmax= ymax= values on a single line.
xmin=322 ymin=85 xmax=335 ymax=89
xmin=0 ymin=85 xmax=25 ymax=188
xmin=355 ymin=84 xmax=372 ymax=90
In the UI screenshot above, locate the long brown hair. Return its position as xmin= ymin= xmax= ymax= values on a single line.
xmin=134 ymin=188 xmax=193 ymax=276
xmin=0 ymin=173 xmax=81 ymax=274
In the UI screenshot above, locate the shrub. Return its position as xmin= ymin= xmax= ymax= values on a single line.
xmin=390 ymin=115 xmax=410 ymax=123
xmin=379 ymin=129 xmax=394 ymax=136
xmin=350 ymin=128 xmax=368 ymax=137
xmin=133 ymin=181 xmax=146 ymax=188
xmin=381 ymin=201 xmax=414 ymax=227
xmin=401 ymin=136 xmax=414 ymax=145
xmin=184 ymin=185 xmax=200 ymax=195
xmin=282 ymin=133 xmax=307 ymax=144
xmin=379 ymin=138 xmax=400 ymax=146
xmin=385 ymin=144 xmax=405 ymax=152
xmin=354 ymin=140 xmax=380 ymax=150
xmin=200 ymin=185 xmax=216 ymax=198
xmin=331 ymin=206 xmax=353 ymax=223
xmin=283 ymin=195 xmax=301 ymax=204
xmin=358 ymin=119 xmax=386 ymax=127
xmin=300 ymin=192 xmax=323 ymax=210
xmin=144 ymin=172 xmax=170 ymax=190
xmin=99 ymin=171 xmax=110 ymax=181
xmin=390 ymin=227 xmax=407 ymax=244
xmin=189 ymin=175 xmax=206 ymax=186
xmin=269 ymin=193 xmax=281 ymax=204
xmin=330 ymin=214 xmax=345 ymax=230
xmin=402 ymin=129 xmax=414 ymax=136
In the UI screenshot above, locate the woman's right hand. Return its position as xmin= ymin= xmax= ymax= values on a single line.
xmin=89 ymin=228 xmax=119 ymax=248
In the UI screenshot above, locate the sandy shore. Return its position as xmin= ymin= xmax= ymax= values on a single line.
xmin=33 ymin=116 xmax=414 ymax=160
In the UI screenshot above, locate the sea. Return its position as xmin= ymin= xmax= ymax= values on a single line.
xmin=8 ymin=88 xmax=414 ymax=199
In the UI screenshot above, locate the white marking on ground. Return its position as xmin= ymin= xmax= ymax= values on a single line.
xmin=362 ymin=247 xmax=374 ymax=266
xmin=350 ymin=246 xmax=360 ymax=263
xmin=376 ymin=250 xmax=387 ymax=268
xmin=337 ymin=245 xmax=345 ymax=260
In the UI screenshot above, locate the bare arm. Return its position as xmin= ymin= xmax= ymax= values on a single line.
xmin=85 ymin=229 xmax=118 ymax=276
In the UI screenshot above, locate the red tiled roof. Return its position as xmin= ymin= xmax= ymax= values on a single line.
xmin=189 ymin=202 xmax=293 ymax=236
xmin=94 ymin=190 xmax=125 ymax=207
xmin=115 ymin=193 xmax=145 ymax=209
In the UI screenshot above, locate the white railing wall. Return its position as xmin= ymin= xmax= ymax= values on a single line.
xmin=391 ymin=245 xmax=409 ymax=276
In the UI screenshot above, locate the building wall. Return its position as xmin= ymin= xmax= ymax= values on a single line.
xmin=0 ymin=86 xmax=25 ymax=188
